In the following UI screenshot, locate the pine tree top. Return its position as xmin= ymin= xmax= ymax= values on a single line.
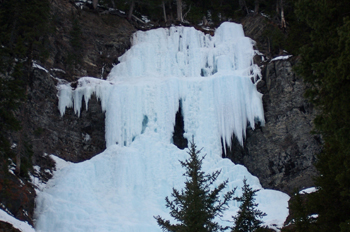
xmin=155 ymin=138 xmax=235 ymax=232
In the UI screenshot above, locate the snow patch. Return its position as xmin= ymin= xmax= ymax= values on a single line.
xmin=11 ymin=143 xmax=17 ymax=149
xmin=270 ymin=55 xmax=292 ymax=62
xmin=299 ymin=187 xmax=317 ymax=194
xmin=0 ymin=209 xmax=35 ymax=232
xmin=83 ymin=133 xmax=91 ymax=142
xmin=32 ymin=61 xmax=48 ymax=73
xmin=50 ymin=68 xmax=66 ymax=74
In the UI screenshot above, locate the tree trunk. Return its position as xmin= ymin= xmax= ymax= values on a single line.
xmin=276 ymin=0 xmax=280 ymax=15
xmin=93 ymin=0 xmax=98 ymax=9
xmin=127 ymin=0 xmax=135 ymax=21
xmin=162 ymin=0 xmax=167 ymax=23
xmin=177 ymin=0 xmax=182 ymax=22
xmin=202 ymin=16 xmax=208 ymax=26
xmin=239 ymin=0 xmax=249 ymax=15
xmin=254 ymin=0 xmax=259 ymax=15
xmin=280 ymin=0 xmax=286 ymax=29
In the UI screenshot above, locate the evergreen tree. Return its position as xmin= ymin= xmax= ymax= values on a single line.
xmin=294 ymin=0 xmax=350 ymax=231
xmin=155 ymin=139 xmax=235 ymax=232
xmin=232 ymin=178 xmax=266 ymax=232
xmin=287 ymin=191 xmax=316 ymax=232
xmin=0 ymin=0 xmax=50 ymax=175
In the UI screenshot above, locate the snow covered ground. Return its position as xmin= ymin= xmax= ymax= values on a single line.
xmin=34 ymin=22 xmax=290 ymax=232
xmin=0 ymin=209 xmax=35 ymax=232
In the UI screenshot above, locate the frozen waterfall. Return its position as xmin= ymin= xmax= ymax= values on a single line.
xmin=35 ymin=22 xmax=289 ymax=232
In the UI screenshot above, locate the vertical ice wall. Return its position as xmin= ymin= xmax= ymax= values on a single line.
xmin=35 ymin=22 xmax=289 ymax=232
xmin=58 ymin=22 xmax=264 ymax=149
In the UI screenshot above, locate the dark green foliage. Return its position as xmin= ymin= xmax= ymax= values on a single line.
xmin=293 ymin=0 xmax=350 ymax=231
xmin=286 ymin=191 xmax=316 ymax=232
xmin=18 ymin=139 xmax=34 ymax=179
xmin=232 ymin=178 xmax=266 ymax=232
xmin=67 ymin=17 xmax=83 ymax=68
xmin=0 ymin=0 xmax=51 ymax=62
xmin=0 ymin=0 xmax=50 ymax=173
xmin=261 ymin=24 xmax=286 ymax=55
xmin=0 ymin=62 xmax=26 ymax=167
xmin=155 ymin=139 xmax=235 ymax=231
xmin=0 ymin=69 xmax=25 ymax=159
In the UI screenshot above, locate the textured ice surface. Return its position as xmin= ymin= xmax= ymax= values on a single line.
xmin=36 ymin=22 xmax=289 ymax=232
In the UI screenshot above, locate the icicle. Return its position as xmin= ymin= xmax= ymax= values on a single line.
xmin=57 ymin=22 xmax=264 ymax=149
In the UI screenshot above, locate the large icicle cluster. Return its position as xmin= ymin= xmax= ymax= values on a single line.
xmin=35 ymin=22 xmax=289 ymax=232
xmin=58 ymin=22 xmax=264 ymax=148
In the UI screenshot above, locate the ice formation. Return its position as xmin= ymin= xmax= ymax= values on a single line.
xmin=35 ymin=22 xmax=289 ymax=232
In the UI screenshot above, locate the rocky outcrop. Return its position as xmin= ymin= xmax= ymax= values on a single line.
xmin=241 ymin=14 xmax=270 ymax=56
xmin=19 ymin=68 xmax=106 ymax=163
xmin=0 ymin=221 xmax=21 ymax=232
xmin=226 ymin=58 xmax=321 ymax=194
xmin=0 ymin=172 xmax=35 ymax=226
xmin=47 ymin=0 xmax=136 ymax=80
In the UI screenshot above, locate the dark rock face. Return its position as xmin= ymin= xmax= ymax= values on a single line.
xmin=48 ymin=0 xmax=136 ymax=80
xmin=226 ymin=58 xmax=321 ymax=194
xmin=0 ymin=173 xmax=35 ymax=225
xmin=0 ymin=221 xmax=21 ymax=232
xmin=22 ymin=68 xmax=106 ymax=163
xmin=241 ymin=15 xmax=270 ymax=56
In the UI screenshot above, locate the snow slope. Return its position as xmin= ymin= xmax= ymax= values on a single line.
xmin=0 ymin=209 xmax=35 ymax=232
xmin=35 ymin=22 xmax=289 ymax=232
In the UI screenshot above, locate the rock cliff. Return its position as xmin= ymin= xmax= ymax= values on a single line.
xmin=226 ymin=58 xmax=321 ymax=194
